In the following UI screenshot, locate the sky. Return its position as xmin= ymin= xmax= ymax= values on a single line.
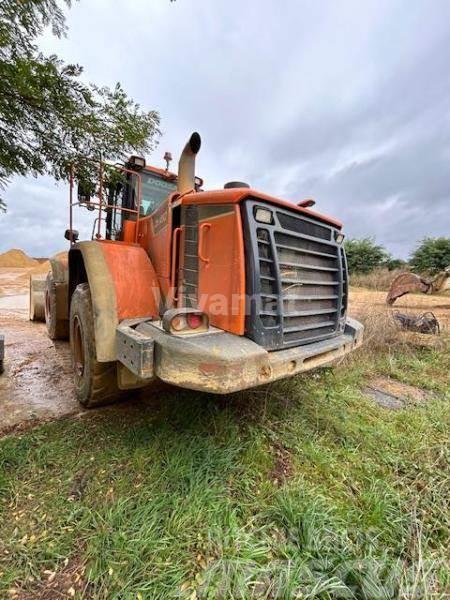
xmin=1 ymin=0 xmax=449 ymax=258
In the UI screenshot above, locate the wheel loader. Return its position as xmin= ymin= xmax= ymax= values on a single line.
xmin=30 ymin=133 xmax=363 ymax=407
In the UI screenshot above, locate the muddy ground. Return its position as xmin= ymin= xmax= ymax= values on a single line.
xmin=1 ymin=266 xmax=449 ymax=434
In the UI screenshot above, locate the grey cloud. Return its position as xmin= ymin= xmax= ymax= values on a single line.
xmin=1 ymin=0 xmax=449 ymax=258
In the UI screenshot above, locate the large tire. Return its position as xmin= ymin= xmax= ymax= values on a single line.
xmin=29 ymin=275 xmax=46 ymax=321
xmin=69 ymin=283 xmax=120 ymax=408
xmin=45 ymin=273 xmax=69 ymax=340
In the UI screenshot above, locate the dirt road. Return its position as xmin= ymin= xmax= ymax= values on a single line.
xmin=1 ymin=266 xmax=449 ymax=433
xmin=0 ymin=267 xmax=82 ymax=432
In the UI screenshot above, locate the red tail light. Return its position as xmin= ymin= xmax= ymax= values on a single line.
xmin=187 ymin=313 xmax=202 ymax=329
xmin=162 ymin=309 xmax=209 ymax=335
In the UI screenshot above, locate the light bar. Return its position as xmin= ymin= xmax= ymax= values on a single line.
xmin=128 ymin=155 xmax=146 ymax=170
xmin=254 ymin=207 xmax=273 ymax=224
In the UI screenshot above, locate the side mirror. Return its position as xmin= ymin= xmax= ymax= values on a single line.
xmin=64 ymin=229 xmax=79 ymax=242
xmin=297 ymin=199 xmax=315 ymax=208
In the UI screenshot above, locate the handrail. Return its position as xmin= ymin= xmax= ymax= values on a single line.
xmin=69 ymin=161 xmax=143 ymax=244
xmin=199 ymin=222 xmax=211 ymax=264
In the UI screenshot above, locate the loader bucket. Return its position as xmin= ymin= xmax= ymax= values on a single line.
xmin=386 ymin=273 xmax=431 ymax=305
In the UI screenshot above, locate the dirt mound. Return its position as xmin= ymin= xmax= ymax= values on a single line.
xmin=0 ymin=249 xmax=38 ymax=268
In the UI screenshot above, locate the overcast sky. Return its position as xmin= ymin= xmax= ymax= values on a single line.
xmin=1 ymin=0 xmax=449 ymax=258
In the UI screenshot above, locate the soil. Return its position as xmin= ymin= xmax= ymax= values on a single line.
xmin=0 ymin=266 xmax=449 ymax=434
xmin=0 ymin=249 xmax=38 ymax=268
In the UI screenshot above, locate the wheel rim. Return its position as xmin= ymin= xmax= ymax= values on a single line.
xmin=72 ymin=315 xmax=84 ymax=377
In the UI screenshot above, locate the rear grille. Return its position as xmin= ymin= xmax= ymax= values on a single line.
xmin=243 ymin=200 xmax=347 ymax=350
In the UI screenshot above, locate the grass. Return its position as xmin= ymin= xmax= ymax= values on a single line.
xmin=350 ymin=268 xmax=405 ymax=291
xmin=0 ymin=337 xmax=449 ymax=598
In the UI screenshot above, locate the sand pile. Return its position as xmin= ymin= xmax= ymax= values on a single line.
xmin=0 ymin=249 xmax=38 ymax=268
xmin=30 ymin=251 xmax=67 ymax=274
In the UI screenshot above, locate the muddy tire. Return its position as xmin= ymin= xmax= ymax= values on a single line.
xmin=45 ymin=273 xmax=69 ymax=340
xmin=70 ymin=283 xmax=120 ymax=408
xmin=29 ymin=275 xmax=46 ymax=322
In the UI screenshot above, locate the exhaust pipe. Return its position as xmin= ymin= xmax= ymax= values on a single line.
xmin=177 ymin=132 xmax=201 ymax=194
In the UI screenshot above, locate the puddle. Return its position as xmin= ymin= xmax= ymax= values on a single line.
xmin=0 ymin=294 xmax=28 ymax=310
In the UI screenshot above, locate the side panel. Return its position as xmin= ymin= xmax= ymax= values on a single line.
xmin=69 ymin=241 xmax=160 ymax=362
xmin=196 ymin=205 xmax=246 ymax=335
xmin=139 ymin=197 xmax=173 ymax=299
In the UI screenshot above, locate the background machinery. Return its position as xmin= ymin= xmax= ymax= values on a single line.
xmin=386 ymin=268 xmax=450 ymax=305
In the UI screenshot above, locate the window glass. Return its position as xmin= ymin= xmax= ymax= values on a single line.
xmin=139 ymin=172 xmax=177 ymax=216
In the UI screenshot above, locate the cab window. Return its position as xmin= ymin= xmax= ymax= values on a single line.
xmin=138 ymin=172 xmax=177 ymax=216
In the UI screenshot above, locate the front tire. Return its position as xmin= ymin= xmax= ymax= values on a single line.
xmin=70 ymin=283 xmax=120 ymax=407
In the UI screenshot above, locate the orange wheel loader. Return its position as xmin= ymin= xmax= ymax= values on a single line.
xmin=30 ymin=133 xmax=363 ymax=407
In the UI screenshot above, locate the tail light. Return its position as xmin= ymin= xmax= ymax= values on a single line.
xmin=162 ymin=308 xmax=209 ymax=335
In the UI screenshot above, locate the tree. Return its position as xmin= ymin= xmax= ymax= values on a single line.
xmin=0 ymin=0 xmax=160 ymax=210
xmin=344 ymin=237 xmax=390 ymax=274
xmin=384 ymin=257 xmax=407 ymax=271
xmin=410 ymin=237 xmax=450 ymax=275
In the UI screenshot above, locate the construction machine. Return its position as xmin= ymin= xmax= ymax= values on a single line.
xmin=30 ymin=133 xmax=363 ymax=407
xmin=386 ymin=268 xmax=450 ymax=305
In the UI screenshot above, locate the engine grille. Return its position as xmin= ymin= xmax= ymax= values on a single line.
xmin=243 ymin=199 xmax=347 ymax=350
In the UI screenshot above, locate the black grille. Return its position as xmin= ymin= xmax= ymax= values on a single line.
xmin=181 ymin=205 xmax=199 ymax=308
xmin=243 ymin=200 xmax=347 ymax=350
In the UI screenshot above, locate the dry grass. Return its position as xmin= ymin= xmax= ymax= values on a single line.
xmin=350 ymin=301 xmax=449 ymax=359
xmin=350 ymin=268 xmax=405 ymax=291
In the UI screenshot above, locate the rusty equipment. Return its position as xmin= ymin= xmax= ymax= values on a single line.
xmin=393 ymin=311 xmax=440 ymax=335
xmin=31 ymin=132 xmax=363 ymax=407
xmin=386 ymin=268 xmax=450 ymax=305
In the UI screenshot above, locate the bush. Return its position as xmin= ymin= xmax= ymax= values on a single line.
xmin=344 ymin=238 xmax=389 ymax=274
xmin=410 ymin=237 xmax=450 ymax=275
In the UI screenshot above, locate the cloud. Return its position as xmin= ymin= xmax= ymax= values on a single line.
xmin=1 ymin=0 xmax=449 ymax=258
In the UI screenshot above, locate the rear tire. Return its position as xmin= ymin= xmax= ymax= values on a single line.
xmin=29 ymin=275 xmax=46 ymax=322
xmin=70 ymin=283 xmax=120 ymax=408
xmin=45 ymin=273 xmax=69 ymax=340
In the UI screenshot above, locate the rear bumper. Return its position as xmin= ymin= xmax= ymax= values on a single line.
xmin=116 ymin=317 xmax=363 ymax=394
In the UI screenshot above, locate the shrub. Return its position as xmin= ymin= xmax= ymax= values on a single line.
xmin=410 ymin=237 xmax=450 ymax=275
xmin=344 ymin=238 xmax=390 ymax=274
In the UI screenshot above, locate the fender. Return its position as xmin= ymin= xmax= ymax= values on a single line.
xmin=69 ymin=241 xmax=160 ymax=362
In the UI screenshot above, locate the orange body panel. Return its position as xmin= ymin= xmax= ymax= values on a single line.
xmin=99 ymin=241 xmax=160 ymax=320
xmin=140 ymin=198 xmax=174 ymax=298
xmin=180 ymin=188 xmax=342 ymax=229
xmin=122 ymin=219 xmax=137 ymax=243
xmin=196 ymin=206 xmax=246 ymax=335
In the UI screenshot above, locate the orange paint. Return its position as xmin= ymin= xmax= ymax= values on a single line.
xmin=99 ymin=241 xmax=160 ymax=319
xmin=197 ymin=206 xmax=246 ymax=335
xmin=179 ymin=188 xmax=343 ymax=229
xmin=122 ymin=219 xmax=136 ymax=243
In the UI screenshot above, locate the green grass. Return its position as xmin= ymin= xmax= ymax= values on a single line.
xmin=0 ymin=342 xmax=449 ymax=598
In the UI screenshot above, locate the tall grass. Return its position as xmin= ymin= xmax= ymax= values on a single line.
xmin=350 ymin=268 xmax=405 ymax=291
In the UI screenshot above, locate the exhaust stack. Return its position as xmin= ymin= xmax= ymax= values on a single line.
xmin=177 ymin=132 xmax=201 ymax=194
